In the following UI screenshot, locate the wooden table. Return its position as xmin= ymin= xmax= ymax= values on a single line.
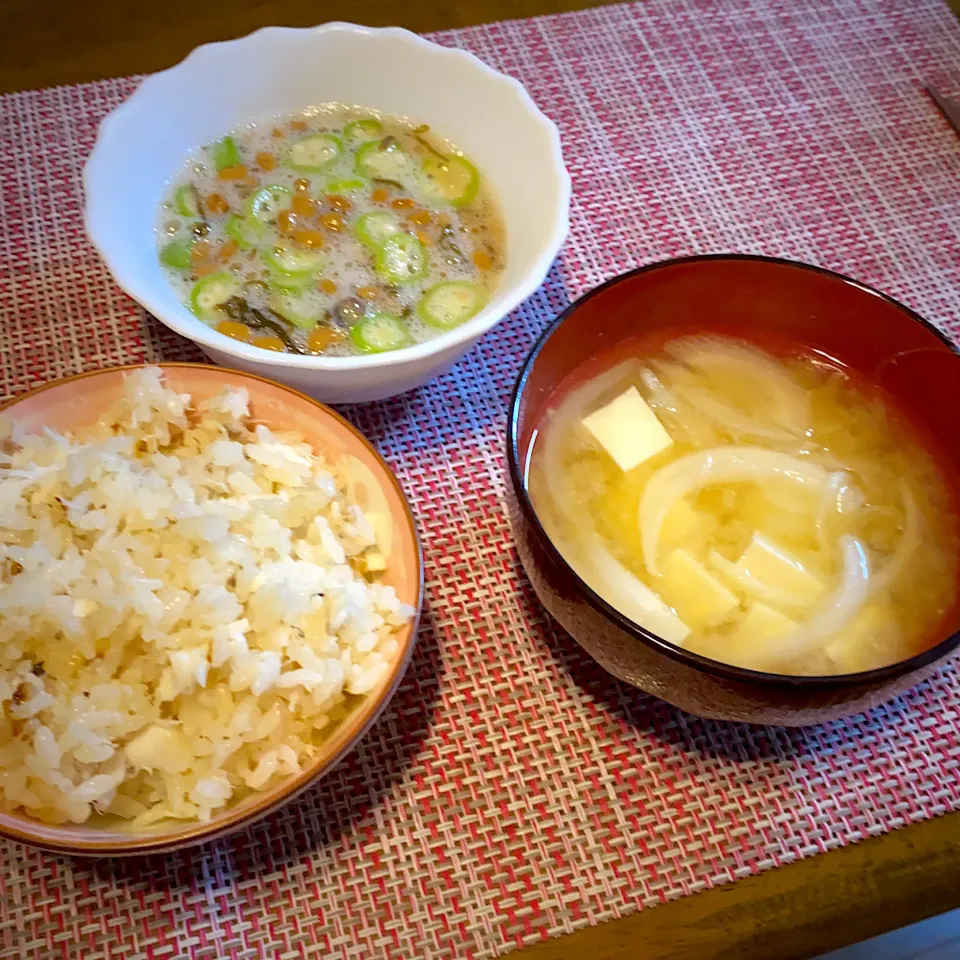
xmin=3 ymin=2 xmax=960 ymax=958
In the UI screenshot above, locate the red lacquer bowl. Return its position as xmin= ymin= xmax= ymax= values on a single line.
xmin=506 ymin=255 xmax=960 ymax=725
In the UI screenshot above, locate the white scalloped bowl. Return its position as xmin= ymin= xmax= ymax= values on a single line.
xmin=83 ymin=23 xmax=570 ymax=403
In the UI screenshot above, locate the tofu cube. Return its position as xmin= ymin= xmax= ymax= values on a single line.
xmin=738 ymin=601 xmax=798 ymax=643
xmin=825 ymin=603 xmax=900 ymax=673
xmin=659 ymin=548 xmax=740 ymax=628
xmin=721 ymin=602 xmax=799 ymax=671
xmin=581 ymin=386 xmax=673 ymax=472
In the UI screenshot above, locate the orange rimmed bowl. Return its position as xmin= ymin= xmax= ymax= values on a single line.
xmin=0 ymin=363 xmax=423 ymax=855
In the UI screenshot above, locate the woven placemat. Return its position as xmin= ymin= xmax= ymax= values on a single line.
xmin=3 ymin=1 xmax=960 ymax=957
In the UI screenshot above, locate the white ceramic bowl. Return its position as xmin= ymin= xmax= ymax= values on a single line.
xmin=84 ymin=22 xmax=570 ymax=403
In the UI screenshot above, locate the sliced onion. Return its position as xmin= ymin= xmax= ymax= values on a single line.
xmin=539 ymin=360 xmax=642 ymax=476
xmin=639 ymin=446 xmax=830 ymax=575
xmin=665 ymin=336 xmax=811 ymax=435
xmin=639 ymin=365 xmax=680 ymax=415
xmin=550 ymin=360 xmax=643 ymax=429
xmin=530 ymin=367 xmax=690 ymax=646
xmin=669 ymin=380 xmax=800 ymax=442
xmin=536 ymin=361 xmax=640 ymax=519
xmin=707 ymin=549 xmax=814 ymax=610
xmin=816 ymin=471 xmax=864 ymax=550
xmin=639 ymin=366 xmax=718 ymax=448
xmin=871 ymin=483 xmax=920 ymax=596
xmin=535 ymin=432 xmax=691 ymax=645
xmin=758 ymin=536 xmax=871 ymax=670
xmin=579 ymin=535 xmax=690 ymax=645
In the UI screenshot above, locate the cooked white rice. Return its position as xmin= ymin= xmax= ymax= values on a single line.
xmin=0 ymin=367 xmax=413 ymax=827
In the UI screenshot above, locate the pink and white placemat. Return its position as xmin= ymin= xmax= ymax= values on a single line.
xmin=2 ymin=0 xmax=960 ymax=956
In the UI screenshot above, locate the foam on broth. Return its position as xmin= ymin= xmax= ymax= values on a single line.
xmin=526 ymin=331 xmax=959 ymax=676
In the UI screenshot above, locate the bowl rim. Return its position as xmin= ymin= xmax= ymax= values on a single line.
xmin=0 ymin=361 xmax=425 ymax=854
xmin=507 ymin=253 xmax=960 ymax=690
xmin=82 ymin=21 xmax=572 ymax=375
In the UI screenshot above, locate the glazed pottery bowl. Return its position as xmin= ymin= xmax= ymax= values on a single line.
xmin=0 ymin=363 xmax=422 ymax=853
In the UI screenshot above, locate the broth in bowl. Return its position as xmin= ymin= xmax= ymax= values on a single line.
xmin=527 ymin=332 xmax=958 ymax=677
xmin=157 ymin=106 xmax=505 ymax=357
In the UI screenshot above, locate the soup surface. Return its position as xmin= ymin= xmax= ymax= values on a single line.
xmin=527 ymin=334 xmax=959 ymax=676
xmin=156 ymin=105 xmax=505 ymax=356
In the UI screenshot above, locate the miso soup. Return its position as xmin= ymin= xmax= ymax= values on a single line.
xmin=527 ymin=335 xmax=959 ymax=676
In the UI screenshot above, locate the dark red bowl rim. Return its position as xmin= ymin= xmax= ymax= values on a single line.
xmin=507 ymin=253 xmax=960 ymax=690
